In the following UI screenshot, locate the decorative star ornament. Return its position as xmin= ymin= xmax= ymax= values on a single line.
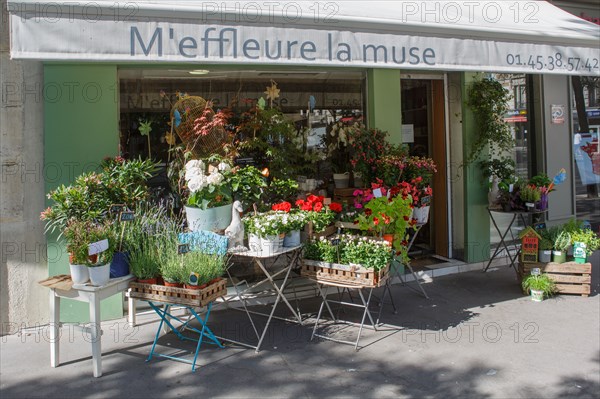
xmin=264 ymin=80 xmax=280 ymax=107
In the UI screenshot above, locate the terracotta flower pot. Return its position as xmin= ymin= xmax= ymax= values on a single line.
xmin=184 ymin=284 xmax=201 ymax=290
xmin=138 ymin=277 xmax=157 ymax=285
xmin=164 ymin=281 xmax=183 ymax=288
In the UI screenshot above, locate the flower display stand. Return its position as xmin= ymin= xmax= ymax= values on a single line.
xmin=304 ymin=262 xmax=393 ymax=350
xmin=128 ymin=278 xmax=227 ymax=371
xmin=518 ymin=261 xmax=592 ymax=297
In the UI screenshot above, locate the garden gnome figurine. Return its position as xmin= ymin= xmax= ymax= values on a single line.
xmin=225 ymin=200 xmax=245 ymax=249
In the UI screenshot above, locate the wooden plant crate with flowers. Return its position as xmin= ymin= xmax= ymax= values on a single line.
xmin=518 ymin=261 xmax=591 ymax=297
xmin=301 ymin=260 xmax=389 ymax=288
xmin=301 ymin=234 xmax=392 ymax=288
xmin=128 ymin=278 xmax=227 ymax=307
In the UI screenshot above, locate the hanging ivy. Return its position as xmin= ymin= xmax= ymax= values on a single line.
xmin=465 ymin=77 xmax=515 ymax=165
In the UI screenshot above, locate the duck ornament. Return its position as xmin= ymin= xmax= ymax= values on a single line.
xmin=225 ymin=200 xmax=245 ymax=250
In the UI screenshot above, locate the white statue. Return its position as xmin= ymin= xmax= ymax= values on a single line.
xmin=225 ymin=200 xmax=245 ymax=249
xmin=488 ymin=177 xmax=501 ymax=209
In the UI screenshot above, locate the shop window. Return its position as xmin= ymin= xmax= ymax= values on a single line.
xmin=118 ymin=68 xmax=365 ymax=165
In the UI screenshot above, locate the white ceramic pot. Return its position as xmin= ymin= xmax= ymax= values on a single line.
xmin=283 ymin=230 xmax=301 ymax=247
xmin=530 ymin=289 xmax=544 ymax=302
xmin=261 ymin=235 xmax=281 ymax=255
xmin=247 ymin=233 xmax=262 ymax=253
xmin=333 ymin=173 xmax=350 ymax=188
xmin=413 ymin=206 xmax=430 ymax=224
xmin=185 ymin=203 xmax=233 ymax=232
xmin=69 ymin=264 xmax=90 ymax=284
xmin=88 ymin=263 xmax=110 ymax=286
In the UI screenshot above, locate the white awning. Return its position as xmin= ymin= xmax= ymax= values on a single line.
xmin=7 ymin=0 xmax=600 ymax=75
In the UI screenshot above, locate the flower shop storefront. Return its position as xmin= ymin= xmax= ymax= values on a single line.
xmin=7 ymin=0 xmax=600 ymax=322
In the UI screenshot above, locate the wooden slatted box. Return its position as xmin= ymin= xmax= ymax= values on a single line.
xmin=301 ymin=259 xmax=389 ymax=288
xmin=128 ymin=278 xmax=227 ymax=306
xmin=519 ymin=261 xmax=592 ymax=297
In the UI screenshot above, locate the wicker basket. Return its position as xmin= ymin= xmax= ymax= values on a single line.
xmin=128 ymin=278 xmax=227 ymax=307
xmin=301 ymin=259 xmax=389 ymax=288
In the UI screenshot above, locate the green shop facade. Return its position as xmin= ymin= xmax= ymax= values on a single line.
xmin=6 ymin=0 xmax=599 ymax=322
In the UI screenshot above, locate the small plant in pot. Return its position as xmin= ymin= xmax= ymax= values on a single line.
xmin=538 ymin=238 xmax=553 ymax=263
xmin=519 ymin=184 xmax=542 ymax=211
xmin=183 ymin=251 xmax=227 ymax=289
xmin=570 ymin=228 xmax=600 ymax=264
xmin=552 ymin=231 xmax=571 ymax=264
xmin=522 ymin=272 xmax=557 ymax=302
xmin=63 ymin=219 xmax=115 ymax=286
xmin=159 ymin=249 xmax=188 ymax=287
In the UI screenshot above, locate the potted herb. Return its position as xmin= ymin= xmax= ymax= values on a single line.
xmin=183 ymin=251 xmax=227 ymax=289
xmin=229 ymin=165 xmax=268 ymax=212
xmin=522 ymin=273 xmax=557 ymax=302
xmin=519 ymin=184 xmax=542 ymax=211
xmin=538 ymin=237 xmax=553 ymax=263
xmin=159 ymin=250 xmax=188 ymax=287
xmin=63 ymin=219 xmax=115 ymax=286
xmin=553 ymin=231 xmax=571 ymax=263
xmin=571 ymin=228 xmax=600 ymax=264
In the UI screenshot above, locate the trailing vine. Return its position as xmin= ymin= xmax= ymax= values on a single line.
xmin=465 ymin=77 xmax=515 ymax=166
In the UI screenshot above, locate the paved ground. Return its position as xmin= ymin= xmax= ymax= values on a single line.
xmin=1 ymin=254 xmax=599 ymax=399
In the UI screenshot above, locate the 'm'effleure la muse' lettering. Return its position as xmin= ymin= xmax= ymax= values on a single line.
xmin=130 ymin=26 xmax=438 ymax=66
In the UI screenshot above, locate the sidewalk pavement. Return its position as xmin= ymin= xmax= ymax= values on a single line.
xmin=1 ymin=254 xmax=599 ymax=399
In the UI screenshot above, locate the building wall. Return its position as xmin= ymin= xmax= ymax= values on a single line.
xmin=44 ymin=64 xmax=123 ymax=322
xmin=1 ymin=0 xmax=48 ymax=333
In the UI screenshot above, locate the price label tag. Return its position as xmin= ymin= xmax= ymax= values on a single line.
xmin=89 ymin=239 xmax=109 ymax=256
xmin=120 ymin=211 xmax=135 ymax=222
xmin=178 ymin=243 xmax=190 ymax=255
xmin=109 ymin=204 xmax=125 ymax=214
xmin=531 ymin=268 xmax=541 ymax=276
xmin=373 ymin=188 xmax=383 ymax=198
xmin=534 ymin=222 xmax=546 ymax=231
xmin=188 ymin=272 xmax=200 ymax=286
xmin=330 ymin=238 xmax=341 ymax=246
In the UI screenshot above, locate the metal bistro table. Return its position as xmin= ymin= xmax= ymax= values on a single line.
xmin=220 ymin=245 xmax=303 ymax=352
xmin=49 ymin=274 xmax=135 ymax=378
xmin=484 ymin=208 xmax=546 ymax=275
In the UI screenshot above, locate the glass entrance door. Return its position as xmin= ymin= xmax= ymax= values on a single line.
xmin=401 ymin=79 xmax=449 ymax=257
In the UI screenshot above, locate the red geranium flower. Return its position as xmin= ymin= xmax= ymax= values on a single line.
xmin=314 ymin=202 xmax=323 ymax=212
xmin=329 ymin=202 xmax=343 ymax=213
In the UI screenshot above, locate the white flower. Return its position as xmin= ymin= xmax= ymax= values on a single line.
xmin=188 ymin=175 xmax=207 ymax=193
xmin=185 ymin=167 xmax=202 ymax=182
xmin=217 ymin=162 xmax=231 ymax=172
xmin=185 ymin=160 xmax=204 ymax=171
xmin=206 ymin=172 xmax=224 ymax=186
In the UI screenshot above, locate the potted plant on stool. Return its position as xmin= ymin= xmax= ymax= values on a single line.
xmin=63 ymin=219 xmax=115 ymax=286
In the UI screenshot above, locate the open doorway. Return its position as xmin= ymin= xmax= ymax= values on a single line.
xmin=401 ymin=78 xmax=449 ymax=258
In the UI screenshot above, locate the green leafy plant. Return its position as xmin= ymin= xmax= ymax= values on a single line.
xmin=126 ymin=204 xmax=183 ymax=280
xmin=229 ymin=165 xmax=267 ymax=211
xmin=184 ymin=252 xmax=228 ymax=286
xmin=40 ymin=157 xmax=156 ymax=237
xmin=159 ymin=250 xmax=189 ymax=284
xmin=303 ymin=234 xmax=392 ymax=271
xmin=519 ymin=184 xmax=542 ymax=203
xmin=571 ymin=228 xmax=600 ymax=256
xmin=465 ymin=77 xmax=515 ymax=165
xmin=554 ymin=231 xmax=571 ymax=252
xmin=63 ymin=219 xmax=115 ymax=266
xmin=539 ymin=238 xmax=553 ymax=251
xmin=522 ymin=273 xmax=557 ymax=298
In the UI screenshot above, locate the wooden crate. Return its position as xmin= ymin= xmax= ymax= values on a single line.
xmin=333 ymin=188 xmax=358 ymax=207
xmin=128 ymin=278 xmax=227 ymax=306
xmin=519 ymin=261 xmax=592 ymax=297
xmin=301 ymin=259 xmax=389 ymax=288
